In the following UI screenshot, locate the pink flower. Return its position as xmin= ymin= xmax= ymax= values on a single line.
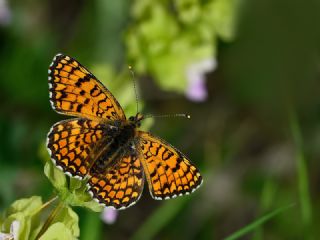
xmin=0 ymin=0 xmax=11 ymax=26
xmin=101 ymin=207 xmax=118 ymax=224
xmin=186 ymin=58 xmax=217 ymax=102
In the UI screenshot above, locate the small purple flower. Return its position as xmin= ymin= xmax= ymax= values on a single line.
xmin=0 ymin=0 xmax=11 ymax=26
xmin=186 ymin=58 xmax=217 ymax=102
xmin=101 ymin=207 xmax=118 ymax=224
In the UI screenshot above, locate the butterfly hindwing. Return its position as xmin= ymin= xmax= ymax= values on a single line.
xmin=47 ymin=118 xmax=109 ymax=179
xmin=87 ymin=154 xmax=144 ymax=209
xmin=48 ymin=54 xmax=126 ymax=121
xmin=137 ymin=131 xmax=202 ymax=200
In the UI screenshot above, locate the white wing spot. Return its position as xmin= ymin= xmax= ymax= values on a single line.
xmin=74 ymin=175 xmax=83 ymax=180
xmin=49 ymin=100 xmax=56 ymax=110
xmin=56 ymin=165 xmax=63 ymax=171
xmin=88 ymin=190 xmax=94 ymax=197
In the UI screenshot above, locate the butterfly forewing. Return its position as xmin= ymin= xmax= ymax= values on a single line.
xmin=48 ymin=54 xmax=126 ymax=121
xmin=137 ymin=131 xmax=202 ymax=200
xmin=87 ymin=154 xmax=144 ymax=209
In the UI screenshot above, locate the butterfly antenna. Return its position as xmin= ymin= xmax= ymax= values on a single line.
xmin=129 ymin=65 xmax=139 ymax=114
xmin=143 ymin=113 xmax=191 ymax=119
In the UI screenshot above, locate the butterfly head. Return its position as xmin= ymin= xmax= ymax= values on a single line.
xmin=128 ymin=112 xmax=144 ymax=127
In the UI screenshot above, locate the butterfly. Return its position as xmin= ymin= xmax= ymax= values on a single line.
xmin=46 ymin=54 xmax=203 ymax=209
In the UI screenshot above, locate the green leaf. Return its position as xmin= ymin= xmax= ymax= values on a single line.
xmin=67 ymin=179 xmax=104 ymax=212
xmin=289 ymin=109 xmax=312 ymax=234
xmin=126 ymin=0 xmax=238 ymax=93
xmin=2 ymin=196 xmax=43 ymax=240
xmin=205 ymin=0 xmax=237 ymax=41
xmin=38 ymin=222 xmax=74 ymax=240
xmin=139 ymin=4 xmax=178 ymax=44
xmin=52 ymin=206 xmax=80 ymax=238
xmin=43 ymin=156 xmax=103 ymax=212
xmin=224 ymin=204 xmax=295 ymax=240
xmin=6 ymin=196 xmax=42 ymax=216
xmin=176 ymin=0 xmax=201 ymax=24
xmin=150 ymin=53 xmax=187 ymax=91
xmin=44 ymin=161 xmax=67 ymax=193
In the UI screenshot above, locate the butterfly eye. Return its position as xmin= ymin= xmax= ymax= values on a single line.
xmin=129 ymin=116 xmax=134 ymax=121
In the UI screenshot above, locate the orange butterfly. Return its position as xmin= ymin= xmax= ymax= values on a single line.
xmin=47 ymin=54 xmax=202 ymax=209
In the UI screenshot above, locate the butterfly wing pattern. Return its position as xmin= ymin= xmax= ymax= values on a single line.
xmin=48 ymin=54 xmax=125 ymax=120
xmin=87 ymin=154 xmax=144 ymax=209
xmin=47 ymin=53 xmax=202 ymax=209
xmin=138 ymin=131 xmax=202 ymax=200
xmin=47 ymin=118 xmax=104 ymax=179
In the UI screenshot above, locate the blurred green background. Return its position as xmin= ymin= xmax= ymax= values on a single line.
xmin=1 ymin=0 xmax=320 ymax=239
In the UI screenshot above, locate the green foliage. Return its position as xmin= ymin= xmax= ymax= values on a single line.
xmin=38 ymin=222 xmax=75 ymax=240
xmin=39 ymin=206 xmax=80 ymax=240
xmin=44 ymin=160 xmax=103 ymax=212
xmin=289 ymin=109 xmax=312 ymax=235
xmin=1 ymin=196 xmax=42 ymax=240
xmin=126 ymin=0 xmax=237 ymax=92
xmin=132 ymin=197 xmax=188 ymax=240
xmin=224 ymin=204 xmax=295 ymax=240
xmin=0 ymin=195 xmax=80 ymax=240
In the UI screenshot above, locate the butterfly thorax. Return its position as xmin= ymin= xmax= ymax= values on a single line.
xmin=90 ymin=116 xmax=142 ymax=175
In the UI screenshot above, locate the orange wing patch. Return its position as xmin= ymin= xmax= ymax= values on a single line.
xmin=48 ymin=54 xmax=126 ymax=121
xmin=87 ymin=154 xmax=144 ymax=209
xmin=47 ymin=118 xmax=106 ymax=179
xmin=138 ymin=131 xmax=202 ymax=200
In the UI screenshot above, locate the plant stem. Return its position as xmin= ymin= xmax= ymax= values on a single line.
xmin=35 ymin=199 xmax=64 ymax=240
xmin=224 ymin=204 xmax=294 ymax=240
xmin=29 ymin=195 xmax=58 ymax=217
